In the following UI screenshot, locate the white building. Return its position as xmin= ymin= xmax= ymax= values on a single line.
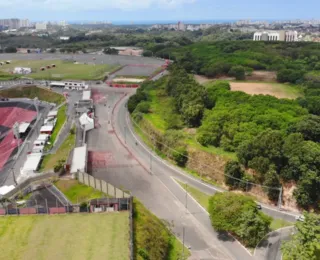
xmin=35 ymin=22 xmax=47 ymax=31
xmin=13 ymin=67 xmax=32 ymax=74
xmin=19 ymin=153 xmax=43 ymax=182
xmin=253 ymin=30 xmax=298 ymax=42
xmin=59 ymin=36 xmax=70 ymax=41
xmin=70 ymin=144 xmax=88 ymax=175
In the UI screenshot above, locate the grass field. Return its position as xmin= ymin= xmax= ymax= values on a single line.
xmin=175 ymin=179 xmax=211 ymax=210
xmin=0 ymin=213 xmax=129 ymax=260
xmin=0 ymin=60 xmax=117 ymax=80
xmin=0 ymin=86 xmax=65 ymax=104
xmin=55 ymin=179 xmax=107 ymax=203
xmin=40 ymin=129 xmax=75 ymax=172
xmin=230 ymin=82 xmax=302 ymax=99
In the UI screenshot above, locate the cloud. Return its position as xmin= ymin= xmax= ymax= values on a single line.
xmin=0 ymin=0 xmax=196 ymax=11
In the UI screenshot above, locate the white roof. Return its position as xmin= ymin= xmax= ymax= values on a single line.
xmin=33 ymin=145 xmax=44 ymax=150
xmin=22 ymin=153 xmax=42 ymax=171
xmin=37 ymin=134 xmax=49 ymax=141
xmin=82 ymin=90 xmax=91 ymax=100
xmin=40 ymin=125 xmax=54 ymax=132
xmin=79 ymin=113 xmax=93 ymax=125
xmin=50 ymin=82 xmax=65 ymax=87
xmin=19 ymin=122 xmax=30 ymax=133
xmin=48 ymin=110 xmax=58 ymax=117
xmin=0 ymin=185 xmax=15 ymax=195
xmin=71 ymin=144 xmax=87 ymax=173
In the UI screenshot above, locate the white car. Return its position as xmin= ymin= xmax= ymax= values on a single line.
xmin=295 ymin=215 xmax=305 ymax=222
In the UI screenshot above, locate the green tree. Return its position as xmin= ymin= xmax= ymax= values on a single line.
xmin=224 ymin=160 xmax=244 ymax=189
xmin=171 ymin=147 xmax=188 ymax=167
xmin=208 ymin=193 xmax=271 ymax=247
xmin=263 ymin=166 xmax=281 ymax=201
xmin=282 ymin=213 xmax=320 ymax=260
xmin=135 ymin=102 xmax=150 ymax=113
xmin=228 ymin=65 xmax=245 ymax=80
xmin=237 ymin=210 xmax=272 ymax=247
xmin=4 ymin=46 xmax=17 ymax=53
xmin=291 ymin=115 xmax=320 ymax=142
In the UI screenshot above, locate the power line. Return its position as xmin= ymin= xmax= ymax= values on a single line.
xmin=131 ymin=117 xmax=282 ymax=192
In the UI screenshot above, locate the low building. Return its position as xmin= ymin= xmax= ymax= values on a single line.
xmin=50 ymin=81 xmax=89 ymax=90
xmin=13 ymin=67 xmax=32 ymax=74
xmin=32 ymin=145 xmax=44 ymax=153
xmin=79 ymin=113 xmax=94 ymax=132
xmin=37 ymin=134 xmax=49 ymax=142
xmin=20 ymin=153 xmax=43 ymax=180
xmin=47 ymin=110 xmax=58 ymax=118
xmin=35 ymin=22 xmax=47 ymax=31
xmin=40 ymin=125 xmax=54 ymax=135
xmin=59 ymin=36 xmax=70 ymax=41
xmin=70 ymin=144 xmax=88 ymax=175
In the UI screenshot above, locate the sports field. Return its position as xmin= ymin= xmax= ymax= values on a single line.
xmin=0 ymin=60 xmax=117 ymax=80
xmin=230 ymin=82 xmax=302 ymax=99
xmin=0 ymin=213 xmax=129 ymax=260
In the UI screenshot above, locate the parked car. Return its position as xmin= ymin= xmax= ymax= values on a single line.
xmin=295 ymin=215 xmax=305 ymax=222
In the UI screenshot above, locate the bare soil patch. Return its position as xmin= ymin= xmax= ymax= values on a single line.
xmin=246 ymin=71 xmax=276 ymax=81
xmin=230 ymin=82 xmax=299 ymax=99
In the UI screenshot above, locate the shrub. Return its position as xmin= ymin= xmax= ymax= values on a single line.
xmin=228 ymin=65 xmax=245 ymax=80
xmin=171 ymin=147 xmax=188 ymax=167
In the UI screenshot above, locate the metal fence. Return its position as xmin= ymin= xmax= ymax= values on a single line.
xmin=76 ymin=172 xmax=131 ymax=198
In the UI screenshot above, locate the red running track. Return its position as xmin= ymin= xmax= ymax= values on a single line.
xmin=0 ymin=107 xmax=37 ymax=170
xmin=0 ymin=107 xmax=36 ymax=128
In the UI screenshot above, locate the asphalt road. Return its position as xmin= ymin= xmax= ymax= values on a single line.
xmin=86 ymin=86 xmax=244 ymax=260
xmin=112 ymin=89 xmax=301 ymax=259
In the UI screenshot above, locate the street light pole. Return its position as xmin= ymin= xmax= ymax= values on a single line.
xmin=124 ymin=126 xmax=127 ymax=144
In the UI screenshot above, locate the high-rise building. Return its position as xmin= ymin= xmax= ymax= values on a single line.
xmin=35 ymin=22 xmax=47 ymax=31
xmin=177 ymin=21 xmax=186 ymax=31
xmin=19 ymin=19 xmax=30 ymax=28
xmin=0 ymin=18 xmax=21 ymax=29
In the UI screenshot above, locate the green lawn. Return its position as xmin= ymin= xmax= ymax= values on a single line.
xmin=55 ymin=179 xmax=107 ymax=204
xmin=40 ymin=129 xmax=75 ymax=172
xmin=0 ymin=213 xmax=129 ymax=260
xmin=0 ymin=86 xmax=65 ymax=104
xmin=46 ymin=104 xmax=67 ymax=150
xmin=270 ymin=218 xmax=293 ymax=231
xmin=0 ymin=60 xmax=117 ymax=80
xmin=175 ymin=179 xmax=211 ymax=210
xmin=185 ymin=137 xmax=237 ymax=161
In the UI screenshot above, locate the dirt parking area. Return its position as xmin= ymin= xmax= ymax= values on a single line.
xmin=230 ymin=82 xmax=301 ymax=99
xmin=114 ymin=65 xmax=159 ymax=77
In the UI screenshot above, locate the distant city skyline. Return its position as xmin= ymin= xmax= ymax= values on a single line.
xmin=0 ymin=0 xmax=319 ymax=22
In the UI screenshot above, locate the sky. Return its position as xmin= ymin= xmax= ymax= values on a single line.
xmin=0 ymin=0 xmax=319 ymax=22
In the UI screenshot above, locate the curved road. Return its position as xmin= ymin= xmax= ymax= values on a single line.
xmin=96 ymin=86 xmax=298 ymax=259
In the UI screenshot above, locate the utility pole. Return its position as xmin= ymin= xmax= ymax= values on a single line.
xmin=185 ymin=183 xmax=188 ymax=211
xmin=124 ymin=126 xmax=127 ymax=144
xmin=182 ymin=226 xmax=185 ymax=259
xmin=278 ymin=186 xmax=283 ymax=210
xmin=11 ymin=168 xmax=17 ymax=185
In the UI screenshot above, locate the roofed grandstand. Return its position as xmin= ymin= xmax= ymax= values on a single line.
xmin=0 ymin=101 xmax=38 ymax=174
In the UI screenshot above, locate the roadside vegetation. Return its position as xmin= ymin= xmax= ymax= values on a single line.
xmin=0 ymin=213 xmax=129 ymax=260
xmin=0 ymin=85 xmax=65 ymax=104
xmin=55 ymin=179 xmax=107 ymax=204
xmin=46 ymin=104 xmax=67 ymax=150
xmin=0 ymin=71 xmax=20 ymax=81
xmin=208 ymin=193 xmax=271 ymax=248
xmin=40 ymin=126 xmax=75 ymax=172
xmin=281 ymin=213 xmax=320 ymax=260
xmin=133 ymin=199 xmax=190 ymax=260
xmin=128 ymin=62 xmax=320 ymax=210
